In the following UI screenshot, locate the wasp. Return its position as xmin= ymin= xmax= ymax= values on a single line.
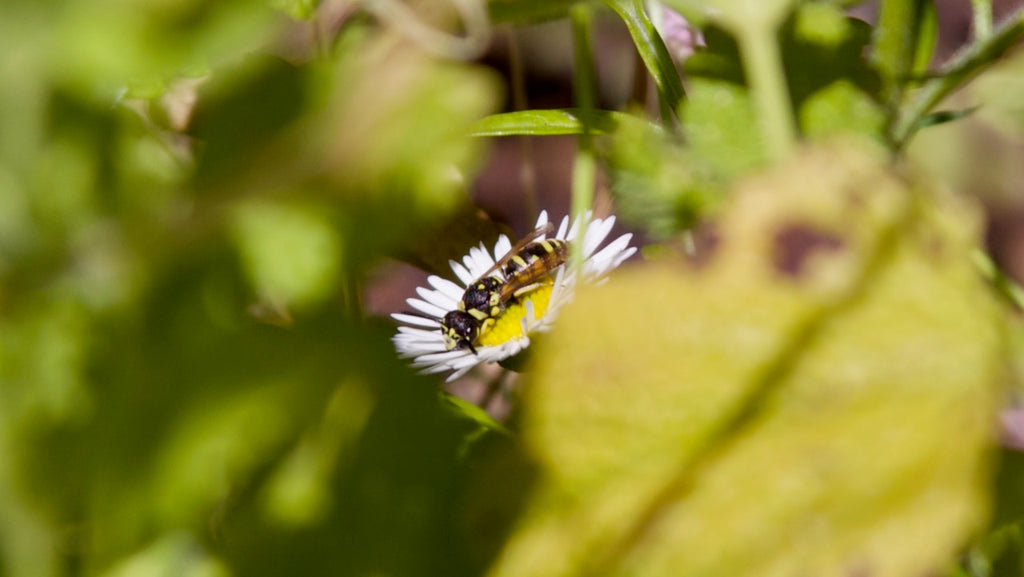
xmin=441 ymin=223 xmax=569 ymax=354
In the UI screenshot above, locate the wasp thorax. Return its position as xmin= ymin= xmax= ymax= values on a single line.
xmin=460 ymin=276 xmax=504 ymax=319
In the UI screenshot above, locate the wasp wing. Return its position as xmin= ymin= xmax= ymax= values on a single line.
xmin=473 ymin=222 xmax=554 ymax=282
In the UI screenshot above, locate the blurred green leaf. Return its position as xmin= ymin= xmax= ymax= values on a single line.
xmin=602 ymin=113 xmax=721 ymax=239
xmin=681 ymin=78 xmax=765 ymax=177
xmin=51 ymin=0 xmax=277 ymax=103
xmin=799 ymin=79 xmax=886 ymax=140
xmin=271 ymin=0 xmax=322 ymax=20
xmin=488 ymin=0 xmax=588 ymax=24
xmin=100 ymin=533 xmax=228 ymax=577
xmin=229 ymin=199 xmax=343 ymax=311
xmin=488 ymin=142 xmax=1004 ymax=577
xmin=471 ymin=109 xmax=635 ymax=136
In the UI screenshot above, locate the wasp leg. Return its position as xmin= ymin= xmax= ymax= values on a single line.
xmin=511 ymin=282 xmax=548 ymax=299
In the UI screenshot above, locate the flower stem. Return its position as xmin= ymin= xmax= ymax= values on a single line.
xmin=972 ymin=0 xmax=993 ymax=41
xmin=736 ymin=23 xmax=796 ymax=162
xmin=871 ymin=0 xmax=925 ymax=112
xmin=570 ymin=4 xmax=597 ymax=274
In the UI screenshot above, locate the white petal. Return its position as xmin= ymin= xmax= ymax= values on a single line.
xmin=421 ymin=363 xmax=456 ymax=375
xmin=446 ymin=363 xmax=477 ymax=382
xmin=467 ymin=245 xmax=495 ymax=278
xmin=416 ymin=286 xmax=457 ymax=310
xmin=521 ymin=299 xmax=536 ymax=333
xmin=391 ymin=313 xmax=440 ymax=328
xmin=583 ymin=217 xmax=615 ymax=257
xmin=535 ymin=210 xmax=549 ymax=229
xmin=407 ymin=297 xmax=448 ymax=318
xmin=586 ymin=233 xmax=635 ymax=276
xmin=556 ymin=215 xmax=570 ymax=239
xmin=396 ymin=325 xmax=440 ymax=336
xmin=494 ymin=235 xmax=512 ymax=261
xmin=449 ymin=260 xmax=474 ymax=286
xmin=412 ymin=350 xmax=468 ymax=366
xmin=566 ymin=211 xmax=592 ymax=242
xmin=427 ymin=275 xmax=466 ymax=302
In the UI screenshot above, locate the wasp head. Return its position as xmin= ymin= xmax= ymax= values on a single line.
xmin=441 ymin=310 xmax=480 ymax=354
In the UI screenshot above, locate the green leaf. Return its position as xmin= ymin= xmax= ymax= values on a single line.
xmin=912 ymin=0 xmax=939 ymax=78
xmin=229 ymin=199 xmax=343 ymax=310
xmin=602 ymin=113 xmax=721 ymax=239
xmin=799 ymin=79 xmax=886 ymax=140
xmin=917 ymin=106 xmax=980 ymax=130
xmin=487 ymin=142 xmax=1003 ymax=577
xmin=441 ymin=392 xmax=512 ymax=437
xmin=681 ymin=78 xmax=765 ymax=178
xmin=470 ymin=109 xmax=635 ymax=137
xmin=606 ymin=0 xmax=686 ymax=111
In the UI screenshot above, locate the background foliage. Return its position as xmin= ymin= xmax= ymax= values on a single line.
xmin=1 ymin=0 xmax=1024 ymax=576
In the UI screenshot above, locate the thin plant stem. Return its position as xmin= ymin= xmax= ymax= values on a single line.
xmin=892 ymin=5 xmax=1024 ymax=148
xmin=736 ymin=23 xmax=796 ymax=162
xmin=872 ymin=0 xmax=925 ymax=112
xmin=974 ymin=250 xmax=1024 ymax=312
xmin=973 ymin=0 xmax=993 ymax=41
xmin=570 ymin=4 xmax=598 ymax=275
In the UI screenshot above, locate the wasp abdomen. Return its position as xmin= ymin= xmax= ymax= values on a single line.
xmin=500 ymin=239 xmax=568 ymax=301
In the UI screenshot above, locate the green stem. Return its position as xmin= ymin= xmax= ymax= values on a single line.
xmin=871 ymin=0 xmax=925 ymax=111
xmin=736 ymin=23 xmax=796 ymax=162
xmin=892 ymin=5 xmax=1024 ymax=148
xmin=570 ymin=4 xmax=598 ymax=275
xmin=974 ymin=250 xmax=1024 ymax=311
xmin=972 ymin=0 xmax=993 ymax=40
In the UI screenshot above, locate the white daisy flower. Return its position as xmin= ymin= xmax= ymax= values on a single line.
xmin=391 ymin=211 xmax=637 ymax=382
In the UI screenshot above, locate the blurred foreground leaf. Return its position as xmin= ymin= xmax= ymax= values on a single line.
xmin=488 ymin=142 xmax=1004 ymax=577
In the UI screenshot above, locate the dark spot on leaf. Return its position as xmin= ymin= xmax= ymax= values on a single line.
xmin=923 ymin=232 xmax=945 ymax=263
xmin=845 ymin=560 xmax=872 ymax=577
xmin=845 ymin=186 xmax=865 ymax=210
xmin=773 ymin=223 xmax=844 ymax=278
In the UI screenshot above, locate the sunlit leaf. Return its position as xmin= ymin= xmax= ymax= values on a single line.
xmin=488 ymin=142 xmax=1003 ymax=577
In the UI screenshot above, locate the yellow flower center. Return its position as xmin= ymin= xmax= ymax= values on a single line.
xmin=477 ymin=283 xmax=554 ymax=347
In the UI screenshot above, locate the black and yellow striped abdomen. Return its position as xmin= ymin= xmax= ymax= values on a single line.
xmin=499 ymin=239 xmax=568 ymax=301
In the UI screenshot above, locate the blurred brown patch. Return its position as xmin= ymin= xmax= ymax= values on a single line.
xmin=773 ymin=224 xmax=845 ymax=278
